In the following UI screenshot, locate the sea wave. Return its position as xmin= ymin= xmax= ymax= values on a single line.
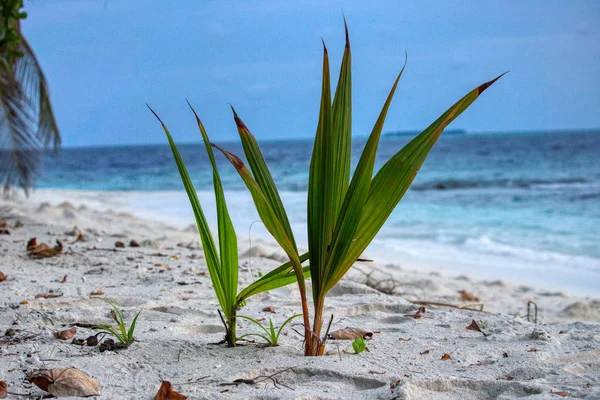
xmin=410 ymin=177 xmax=593 ymax=192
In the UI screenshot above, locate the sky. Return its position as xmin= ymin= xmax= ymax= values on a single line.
xmin=23 ymin=0 xmax=600 ymax=147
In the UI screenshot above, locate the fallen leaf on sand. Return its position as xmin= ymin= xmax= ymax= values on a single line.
xmin=89 ymin=290 xmax=104 ymax=296
xmin=54 ymin=327 xmax=77 ymax=340
xmin=262 ymin=306 xmax=276 ymax=313
xmin=406 ymin=306 xmax=425 ymax=319
xmin=71 ymin=233 xmax=86 ymax=243
xmin=466 ymin=319 xmax=487 ymax=335
xmin=129 ymin=240 xmax=140 ymax=247
xmin=390 ymin=379 xmax=401 ymax=389
xmin=60 ymin=275 xmax=68 ymax=283
xmin=154 ymin=380 xmax=188 ymax=400
xmin=420 ymin=350 xmax=430 ymax=355
xmin=0 ymin=381 xmax=6 ymax=398
xmin=20 ymin=300 xmax=29 ymax=305
xmin=459 ymin=290 xmax=480 ymax=302
xmin=35 ymin=293 xmax=63 ymax=299
xmin=528 ymin=348 xmax=537 ymax=353
xmin=28 ymin=240 xmax=63 ymax=259
xmin=114 ymin=241 xmax=125 ymax=248
xmin=28 ymin=368 xmax=100 ymax=397
xmin=550 ymin=390 xmax=567 ymax=397
xmin=328 ymin=327 xmax=373 ymax=340
xmin=442 ymin=353 xmax=452 ymax=360
xmin=0 ymin=271 xmax=7 ymax=282
xmin=27 ymin=237 xmax=37 ymax=251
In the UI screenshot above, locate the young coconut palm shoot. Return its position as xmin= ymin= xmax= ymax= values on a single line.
xmin=213 ymin=21 xmax=504 ymax=355
xmin=148 ymin=102 xmax=310 ymax=347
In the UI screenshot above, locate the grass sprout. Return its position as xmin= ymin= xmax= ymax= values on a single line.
xmin=351 ymin=337 xmax=367 ymax=354
xmin=238 ymin=314 xmax=302 ymax=346
xmin=95 ymin=298 xmax=141 ymax=345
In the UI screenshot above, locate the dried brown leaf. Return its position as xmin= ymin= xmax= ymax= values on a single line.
xmin=89 ymin=290 xmax=104 ymax=296
xmin=441 ymin=353 xmax=452 ymax=360
xmin=262 ymin=306 xmax=276 ymax=313
xmin=390 ymin=379 xmax=401 ymax=389
xmin=154 ymin=380 xmax=188 ymax=400
xmin=466 ymin=319 xmax=483 ymax=333
xmin=528 ymin=348 xmax=537 ymax=353
xmin=407 ymin=306 xmax=425 ymax=319
xmin=459 ymin=290 xmax=480 ymax=302
xmin=26 ymin=237 xmax=37 ymax=251
xmin=0 ymin=381 xmax=6 ymax=398
xmin=114 ymin=241 xmax=125 ymax=248
xmin=54 ymin=327 xmax=77 ymax=340
xmin=420 ymin=350 xmax=430 ymax=355
xmin=0 ymin=271 xmax=7 ymax=282
xmin=28 ymin=368 xmax=100 ymax=397
xmin=29 ymin=240 xmax=63 ymax=259
xmin=550 ymin=391 xmax=567 ymax=397
xmin=60 ymin=274 xmax=68 ymax=283
xmin=328 ymin=327 xmax=373 ymax=340
xmin=129 ymin=240 xmax=140 ymax=247
xmin=35 ymin=293 xmax=63 ymax=299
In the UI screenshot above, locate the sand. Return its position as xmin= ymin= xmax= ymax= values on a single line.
xmin=1 ymin=192 xmax=599 ymax=399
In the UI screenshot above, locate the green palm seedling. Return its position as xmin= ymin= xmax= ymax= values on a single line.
xmin=237 ymin=314 xmax=302 ymax=346
xmin=148 ymin=102 xmax=310 ymax=347
xmin=95 ymin=298 xmax=142 ymax=346
xmin=213 ymin=22 xmax=504 ymax=355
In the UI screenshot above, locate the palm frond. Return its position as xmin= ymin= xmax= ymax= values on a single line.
xmin=0 ymin=27 xmax=60 ymax=193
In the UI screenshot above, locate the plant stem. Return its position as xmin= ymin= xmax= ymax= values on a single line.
xmin=289 ymin=258 xmax=313 ymax=356
xmin=307 ymin=297 xmax=325 ymax=356
xmin=228 ymin=309 xmax=237 ymax=347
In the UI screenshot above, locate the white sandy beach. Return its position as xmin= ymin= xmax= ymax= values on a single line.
xmin=1 ymin=192 xmax=599 ymax=399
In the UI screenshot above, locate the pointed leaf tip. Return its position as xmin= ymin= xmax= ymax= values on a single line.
xmin=342 ymin=12 xmax=350 ymax=48
xmin=146 ymin=105 xmax=165 ymax=125
xmin=321 ymin=38 xmax=328 ymax=54
xmin=186 ymin=99 xmax=201 ymax=122
xmin=229 ymin=106 xmax=249 ymax=131
xmin=478 ymin=71 xmax=508 ymax=95
xmin=210 ymin=142 xmax=246 ymax=170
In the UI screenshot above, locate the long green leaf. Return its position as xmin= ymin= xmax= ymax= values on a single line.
xmin=307 ymin=42 xmax=334 ymax=300
xmin=324 ymin=56 xmax=407 ymax=291
xmin=231 ymin=107 xmax=297 ymax=252
xmin=147 ymin=106 xmax=228 ymax=315
xmin=187 ymin=101 xmax=238 ymax=316
xmin=329 ymin=19 xmax=352 ymax=222
xmin=236 ymin=252 xmax=311 ymax=304
xmin=330 ymin=73 xmax=506 ymax=288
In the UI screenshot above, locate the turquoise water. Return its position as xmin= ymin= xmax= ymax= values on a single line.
xmin=38 ymin=130 xmax=600 ymax=292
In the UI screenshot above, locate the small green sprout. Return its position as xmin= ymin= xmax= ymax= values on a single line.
xmin=95 ymin=298 xmax=142 ymax=346
xmin=351 ymin=337 xmax=368 ymax=354
xmin=238 ymin=314 xmax=301 ymax=346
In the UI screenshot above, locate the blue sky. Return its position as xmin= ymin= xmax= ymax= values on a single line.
xmin=24 ymin=0 xmax=600 ymax=147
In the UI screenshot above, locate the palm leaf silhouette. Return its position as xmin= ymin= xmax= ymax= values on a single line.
xmin=0 ymin=12 xmax=60 ymax=194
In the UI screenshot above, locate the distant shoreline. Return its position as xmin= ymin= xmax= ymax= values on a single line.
xmin=59 ymin=128 xmax=600 ymax=150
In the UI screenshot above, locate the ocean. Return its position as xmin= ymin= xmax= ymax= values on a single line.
xmin=36 ymin=130 xmax=600 ymax=294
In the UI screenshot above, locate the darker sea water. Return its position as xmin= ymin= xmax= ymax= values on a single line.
xmin=37 ymin=130 xmax=600 ymax=292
